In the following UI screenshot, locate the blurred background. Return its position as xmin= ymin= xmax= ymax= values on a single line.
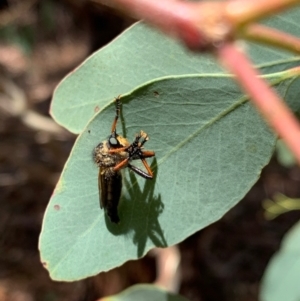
xmin=1 ymin=1 xmax=300 ymax=300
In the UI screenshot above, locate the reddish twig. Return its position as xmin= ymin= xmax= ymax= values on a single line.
xmin=218 ymin=43 xmax=300 ymax=164
xmin=95 ymin=0 xmax=300 ymax=50
xmin=93 ymin=0 xmax=230 ymax=50
xmin=225 ymin=0 xmax=300 ymax=27
xmin=242 ymin=24 xmax=300 ymax=54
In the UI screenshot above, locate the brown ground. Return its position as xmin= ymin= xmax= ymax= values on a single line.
xmin=1 ymin=1 xmax=300 ymax=301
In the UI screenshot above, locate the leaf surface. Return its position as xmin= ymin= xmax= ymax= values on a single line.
xmin=40 ymin=73 xmax=299 ymax=280
xmin=41 ymin=5 xmax=300 ymax=281
xmin=260 ymin=220 xmax=300 ymax=301
xmin=101 ymin=284 xmax=189 ymax=301
xmin=51 ymin=8 xmax=300 ymax=133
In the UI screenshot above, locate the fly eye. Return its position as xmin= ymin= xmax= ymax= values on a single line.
xmin=109 ymin=137 xmax=118 ymax=146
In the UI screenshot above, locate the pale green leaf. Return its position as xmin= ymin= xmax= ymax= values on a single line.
xmin=40 ymin=73 xmax=298 ymax=281
xmin=101 ymin=284 xmax=189 ymax=301
xmin=260 ymin=220 xmax=300 ymax=301
xmin=51 ymin=7 xmax=300 ymax=133
xmin=40 ymin=5 xmax=300 ymax=282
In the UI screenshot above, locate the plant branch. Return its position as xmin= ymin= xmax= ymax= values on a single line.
xmin=225 ymin=0 xmax=300 ymax=27
xmin=95 ymin=0 xmax=300 ymax=50
xmin=218 ymin=43 xmax=300 ymax=164
xmin=242 ymin=24 xmax=300 ymax=54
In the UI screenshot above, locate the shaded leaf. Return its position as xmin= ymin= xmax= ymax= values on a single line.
xmin=39 ymin=74 xmax=294 ymax=280
xmin=260 ymin=220 xmax=300 ymax=301
xmin=100 ymin=284 xmax=189 ymax=301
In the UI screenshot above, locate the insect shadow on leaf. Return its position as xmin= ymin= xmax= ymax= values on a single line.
xmin=105 ymin=157 xmax=167 ymax=257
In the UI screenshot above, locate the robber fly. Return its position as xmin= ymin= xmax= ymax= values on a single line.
xmin=93 ymin=96 xmax=155 ymax=223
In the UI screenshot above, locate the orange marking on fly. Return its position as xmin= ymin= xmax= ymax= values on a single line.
xmin=93 ymin=96 xmax=155 ymax=223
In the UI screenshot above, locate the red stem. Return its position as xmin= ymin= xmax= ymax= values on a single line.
xmin=218 ymin=43 xmax=300 ymax=164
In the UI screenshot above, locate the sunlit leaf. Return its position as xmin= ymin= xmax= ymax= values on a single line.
xmin=40 ymin=5 xmax=300 ymax=281
xmin=50 ymin=8 xmax=300 ymax=133
xmin=40 ymin=73 xmax=298 ymax=280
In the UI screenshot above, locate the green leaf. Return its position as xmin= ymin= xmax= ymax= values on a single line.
xmin=101 ymin=284 xmax=189 ymax=301
xmin=41 ymin=5 xmax=300 ymax=282
xmin=51 ymin=7 xmax=300 ymax=133
xmin=276 ymin=139 xmax=296 ymax=167
xmin=40 ymin=72 xmax=298 ymax=281
xmin=50 ymin=23 xmax=222 ymax=134
xmin=260 ymin=220 xmax=300 ymax=301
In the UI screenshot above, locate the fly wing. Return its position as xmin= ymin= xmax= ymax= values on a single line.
xmin=98 ymin=168 xmax=106 ymax=209
xmin=99 ymin=167 xmax=122 ymax=223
